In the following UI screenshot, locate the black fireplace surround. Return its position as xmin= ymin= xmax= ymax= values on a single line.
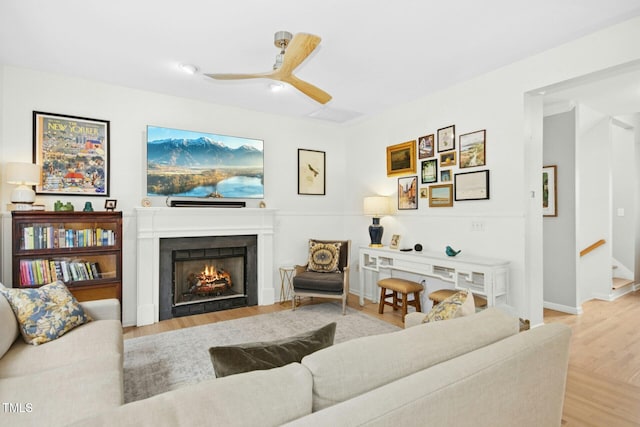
xmin=159 ymin=235 xmax=258 ymax=320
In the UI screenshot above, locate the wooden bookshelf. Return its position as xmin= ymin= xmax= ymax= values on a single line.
xmin=12 ymin=211 xmax=122 ymax=306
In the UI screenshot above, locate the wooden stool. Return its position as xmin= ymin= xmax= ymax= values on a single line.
xmin=428 ymin=289 xmax=487 ymax=308
xmin=377 ymin=278 xmax=423 ymax=322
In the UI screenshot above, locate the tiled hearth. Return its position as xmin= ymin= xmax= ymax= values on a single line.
xmin=135 ymin=207 xmax=275 ymax=326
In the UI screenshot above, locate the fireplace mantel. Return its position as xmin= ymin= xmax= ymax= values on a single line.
xmin=135 ymin=207 xmax=275 ymax=326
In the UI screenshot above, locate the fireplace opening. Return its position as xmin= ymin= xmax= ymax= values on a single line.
xmin=159 ymin=235 xmax=257 ymax=320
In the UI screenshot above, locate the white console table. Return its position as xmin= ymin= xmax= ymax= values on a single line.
xmin=358 ymin=246 xmax=509 ymax=307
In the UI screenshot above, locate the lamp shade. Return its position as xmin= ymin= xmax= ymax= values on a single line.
xmin=363 ymin=196 xmax=391 ymax=217
xmin=5 ymin=162 xmax=41 ymax=185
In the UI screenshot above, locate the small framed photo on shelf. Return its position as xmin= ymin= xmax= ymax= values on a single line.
xmin=437 ymin=125 xmax=455 ymax=152
xmin=428 ymin=184 xmax=454 ymax=207
xmin=459 ymin=129 xmax=486 ymax=168
xmin=418 ymin=134 xmax=435 ymax=159
xmin=454 ymin=170 xmax=490 ymax=201
xmin=398 ymin=176 xmax=418 ymax=210
xmin=387 ymin=140 xmax=417 ymax=176
xmin=420 ymin=159 xmax=438 ymax=184
xmin=298 ymin=149 xmax=326 ymax=195
xmin=390 ymin=234 xmax=401 ymax=250
xmin=104 ymin=199 xmax=117 ymax=211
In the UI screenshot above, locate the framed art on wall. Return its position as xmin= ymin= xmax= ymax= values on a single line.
xmin=454 ymin=170 xmax=490 ymax=201
xmin=387 ymin=140 xmax=417 ymax=176
xmin=421 ymin=159 xmax=438 ymax=184
xmin=440 ymin=151 xmax=456 ymax=167
xmin=418 ymin=134 xmax=434 ymax=159
xmin=298 ymin=149 xmax=326 ymax=195
xmin=398 ymin=176 xmax=418 ymax=210
xmin=33 ymin=111 xmax=110 ymax=196
xmin=428 ymin=184 xmax=453 ymax=207
xmin=543 ymin=165 xmax=557 ymax=216
xmin=459 ymin=129 xmax=486 ymax=168
xmin=437 ymin=125 xmax=455 ymax=152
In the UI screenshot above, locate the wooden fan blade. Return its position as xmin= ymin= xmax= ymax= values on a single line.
xmin=282 ymin=75 xmax=332 ymax=104
xmin=277 ymin=33 xmax=321 ymax=76
xmin=205 ymin=72 xmax=273 ymax=80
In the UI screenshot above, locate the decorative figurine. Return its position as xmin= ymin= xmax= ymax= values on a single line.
xmin=445 ymin=245 xmax=461 ymax=257
xmin=414 ymin=243 xmax=423 ymax=252
xmin=54 ymin=200 xmax=63 ymax=211
xmin=83 ymin=201 xmax=94 ymax=212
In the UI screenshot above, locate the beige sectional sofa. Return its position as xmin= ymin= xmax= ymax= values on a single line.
xmin=1 ymin=295 xmax=571 ymax=427
xmin=0 ymin=296 xmax=123 ymax=427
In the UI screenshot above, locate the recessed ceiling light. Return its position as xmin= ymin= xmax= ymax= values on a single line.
xmin=269 ymin=82 xmax=285 ymax=92
xmin=179 ymin=64 xmax=198 ymax=75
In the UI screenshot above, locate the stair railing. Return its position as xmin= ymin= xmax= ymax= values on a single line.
xmin=579 ymin=239 xmax=606 ymax=257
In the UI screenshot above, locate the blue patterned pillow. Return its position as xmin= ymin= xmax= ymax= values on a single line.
xmin=0 ymin=281 xmax=91 ymax=345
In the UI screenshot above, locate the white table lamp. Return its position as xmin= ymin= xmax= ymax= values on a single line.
xmin=363 ymin=196 xmax=392 ymax=247
xmin=6 ymin=162 xmax=41 ymax=210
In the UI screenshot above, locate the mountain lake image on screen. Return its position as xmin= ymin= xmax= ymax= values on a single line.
xmin=146 ymin=126 xmax=264 ymax=199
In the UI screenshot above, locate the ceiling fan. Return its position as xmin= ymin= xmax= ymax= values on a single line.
xmin=205 ymin=31 xmax=332 ymax=104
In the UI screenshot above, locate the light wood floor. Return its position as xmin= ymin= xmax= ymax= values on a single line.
xmin=124 ymin=292 xmax=640 ymax=426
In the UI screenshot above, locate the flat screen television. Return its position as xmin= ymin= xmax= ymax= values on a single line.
xmin=146 ymin=126 xmax=264 ymax=199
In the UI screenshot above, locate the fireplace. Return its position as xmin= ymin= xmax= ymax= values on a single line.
xmin=159 ymin=235 xmax=258 ymax=320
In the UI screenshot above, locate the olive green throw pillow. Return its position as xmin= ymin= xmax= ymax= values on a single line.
xmin=209 ymin=322 xmax=337 ymax=378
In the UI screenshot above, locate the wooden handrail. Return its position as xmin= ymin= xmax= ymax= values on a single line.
xmin=580 ymin=239 xmax=606 ymax=257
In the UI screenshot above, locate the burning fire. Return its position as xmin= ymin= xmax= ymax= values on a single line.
xmin=197 ymin=264 xmax=232 ymax=287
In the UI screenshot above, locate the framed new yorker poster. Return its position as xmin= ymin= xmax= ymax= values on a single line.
xmin=33 ymin=111 xmax=110 ymax=196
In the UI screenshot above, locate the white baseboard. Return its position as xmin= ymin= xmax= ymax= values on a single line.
xmin=543 ymin=301 xmax=583 ymax=315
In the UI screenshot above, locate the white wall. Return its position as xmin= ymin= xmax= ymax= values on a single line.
xmin=0 ymin=66 xmax=348 ymax=325
xmin=543 ymin=109 xmax=578 ymax=312
xmin=611 ymin=123 xmax=636 ymax=274
xmin=576 ymin=104 xmax=611 ymax=302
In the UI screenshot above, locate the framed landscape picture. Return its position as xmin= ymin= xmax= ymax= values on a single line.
xmin=437 ymin=125 xmax=455 ymax=152
xmin=459 ymin=129 xmax=486 ymax=168
xmin=387 ymin=140 xmax=416 ymax=176
xmin=398 ymin=176 xmax=418 ymax=210
xmin=543 ymin=165 xmax=557 ymax=216
xmin=440 ymin=151 xmax=456 ymax=167
xmin=421 ymin=159 xmax=438 ymax=184
xmin=298 ymin=149 xmax=326 ymax=195
xmin=429 ymin=184 xmax=453 ymax=207
xmin=454 ymin=170 xmax=490 ymax=201
xmin=418 ymin=134 xmax=434 ymax=159
xmin=33 ymin=111 xmax=110 ymax=196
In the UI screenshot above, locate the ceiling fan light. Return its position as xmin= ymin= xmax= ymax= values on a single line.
xmin=269 ymin=82 xmax=285 ymax=92
xmin=179 ymin=64 xmax=198 ymax=75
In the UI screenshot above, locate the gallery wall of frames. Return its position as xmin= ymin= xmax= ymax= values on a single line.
xmin=388 ymin=124 xmax=489 ymax=210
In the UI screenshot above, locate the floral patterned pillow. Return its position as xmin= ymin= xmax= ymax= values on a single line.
xmin=0 ymin=281 xmax=91 ymax=345
xmin=423 ymin=289 xmax=475 ymax=323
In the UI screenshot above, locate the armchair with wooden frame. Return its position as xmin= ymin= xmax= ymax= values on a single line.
xmin=291 ymin=239 xmax=351 ymax=315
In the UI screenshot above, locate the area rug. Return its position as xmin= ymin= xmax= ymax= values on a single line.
xmin=124 ymin=302 xmax=400 ymax=403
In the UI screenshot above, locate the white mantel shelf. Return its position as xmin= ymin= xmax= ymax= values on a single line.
xmin=135 ymin=207 xmax=276 ymax=326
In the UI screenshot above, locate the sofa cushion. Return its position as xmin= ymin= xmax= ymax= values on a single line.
xmin=69 ymin=363 xmax=314 ymax=427
xmin=0 ymin=354 xmax=123 ymax=427
xmin=307 ymin=240 xmax=342 ymax=273
xmin=301 ymin=307 xmax=519 ymax=411
xmin=423 ymin=289 xmax=475 ymax=323
xmin=0 ymin=281 xmax=91 ymax=345
xmin=0 ymin=284 xmax=19 ymax=358
xmin=285 ymin=323 xmax=571 ymax=427
xmin=210 ymin=322 xmax=336 ymax=377
xmin=0 ymin=318 xmax=123 ymax=378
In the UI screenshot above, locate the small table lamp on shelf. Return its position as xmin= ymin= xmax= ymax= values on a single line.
xmin=363 ymin=196 xmax=392 ymax=247
xmin=6 ymin=162 xmax=41 ymax=211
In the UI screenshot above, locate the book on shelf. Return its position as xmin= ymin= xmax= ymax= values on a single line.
xmin=20 ymin=225 xmax=116 ymax=250
xmin=19 ymin=259 xmax=102 ymax=286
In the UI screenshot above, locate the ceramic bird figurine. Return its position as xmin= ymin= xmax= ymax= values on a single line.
xmin=445 ymin=246 xmax=461 ymax=257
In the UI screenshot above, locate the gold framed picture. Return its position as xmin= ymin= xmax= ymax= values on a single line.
xmin=386 ymin=140 xmax=416 ymax=176
xmin=428 ymin=184 xmax=454 ymax=207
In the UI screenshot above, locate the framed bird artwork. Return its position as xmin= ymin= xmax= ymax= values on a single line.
xmin=298 ymin=149 xmax=326 ymax=195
